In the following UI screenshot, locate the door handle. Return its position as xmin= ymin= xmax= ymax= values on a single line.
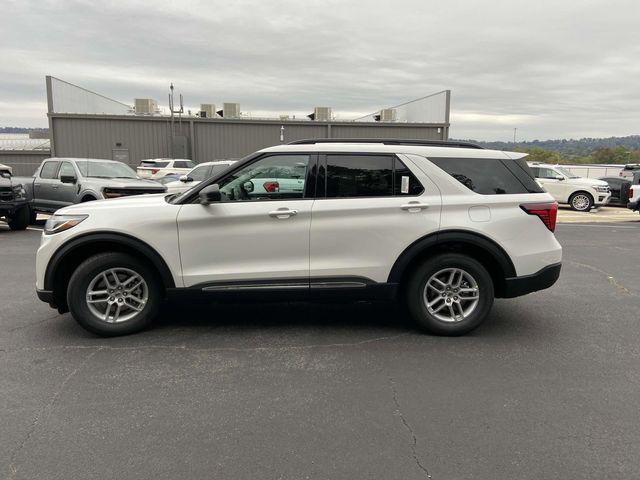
xmin=52 ymin=185 xmax=59 ymax=189
xmin=401 ymin=202 xmax=429 ymax=212
xmin=269 ymin=208 xmax=298 ymax=219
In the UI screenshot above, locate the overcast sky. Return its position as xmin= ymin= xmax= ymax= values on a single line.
xmin=1 ymin=0 xmax=639 ymax=140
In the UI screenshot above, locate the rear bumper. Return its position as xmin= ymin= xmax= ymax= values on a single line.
xmin=628 ymin=200 xmax=639 ymax=211
xmin=502 ymin=263 xmax=561 ymax=298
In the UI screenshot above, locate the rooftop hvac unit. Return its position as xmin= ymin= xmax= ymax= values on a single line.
xmin=134 ymin=98 xmax=158 ymax=115
xmin=217 ymin=103 xmax=240 ymax=119
xmin=307 ymin=107 xmax=332 ymax=121
xmin=200 ymin=104 xmax=216 ymax=118
xmin=377 ymin=108 xmax=397 ymax=122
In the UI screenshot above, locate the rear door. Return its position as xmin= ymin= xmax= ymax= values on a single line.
xmin=309 ymin=153 xmax=441 ymax=285
xmin=32 ymin=160 xmax=60 ymax=211
xmin=535 ymin=167 xmax=567 ymax=202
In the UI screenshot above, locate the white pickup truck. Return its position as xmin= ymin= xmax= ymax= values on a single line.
xmin=628 ymin=184 xmax=640 ymax=213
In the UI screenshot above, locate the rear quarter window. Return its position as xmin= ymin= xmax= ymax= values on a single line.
xmin=428 ymin=157 xmax=543 ymax=195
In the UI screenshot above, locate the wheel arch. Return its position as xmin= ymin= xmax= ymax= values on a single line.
xmin=45 ymin=232 xmax=176 ymax=312
xmin=388 ymin=230 xmax=516 ymax=298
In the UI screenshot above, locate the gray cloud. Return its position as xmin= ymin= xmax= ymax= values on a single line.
xmin=1 ymin=0 xmax=639 ymax=140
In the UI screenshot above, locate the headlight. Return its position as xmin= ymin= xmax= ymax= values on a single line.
xmin=44 ymin=214 xmax=88 ymax=235
xmin=12 ymin=185 xmax=26 ymax=199
xmin=592 ymin=186 xmax=610 ymax=193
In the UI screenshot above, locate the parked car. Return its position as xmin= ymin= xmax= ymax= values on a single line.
xmin=165 ymin=160 xmax=236 ymax=194
xmin=628 ymin=184 xmax=640 ymax=213
xmin=35 ymin=139 xmax=562 ymax=337
xmin=528 ymin=163 xmax=611 ymax=211
xmin=619 ymin=164 xmax=640 ymax=180
xmin=0 ymin=163 xmax=30 ymax=230
xmin=155 ymin=173 xmax=183 ymax=185
xmin=599 ymin=177 xmax=632 ymax=207
xmin=15 ymin=158 xmax=166 ymax=218
xmin=136 ymin=159 xmax=195 ymax=179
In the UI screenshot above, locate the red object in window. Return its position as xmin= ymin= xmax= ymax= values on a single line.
xmin=263 ymin=181 xmax=279 ymax=193
xmin=150 ymin=168 xmax=160 ymax=174
xmin=520 ymin=202 xmax=558 ymax=232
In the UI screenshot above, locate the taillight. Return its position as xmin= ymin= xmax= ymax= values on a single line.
xmin=630 ymin=186 xmax=635 ymax=199
xmin=263 ymin=181 xmax=279 ymax=193
xmin=150 ymin=168 xmax=160 ymax=174
xmin=520 ymin=202 xmax=558 ymax=232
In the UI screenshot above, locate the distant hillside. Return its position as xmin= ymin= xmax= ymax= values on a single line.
xmin=454 ymin=135 xmax=640 ymax=165
xmin=455 ymin=135 xmax=640 ymax=156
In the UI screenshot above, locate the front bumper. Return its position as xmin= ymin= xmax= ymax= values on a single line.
xmin=502 ymin=263 xmax=562 ymax=298
xmin=0 ymin=199 xmax=29 ymax=217
xmin=594 ymin=192 xmax=611 ymax=205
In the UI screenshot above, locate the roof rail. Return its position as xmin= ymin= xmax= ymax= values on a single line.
xmin=287 ymin=138 xmax=484 ymax=149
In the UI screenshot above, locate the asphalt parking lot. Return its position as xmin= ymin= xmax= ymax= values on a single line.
xmin=1 ymin=220 xmax=639 ymax=479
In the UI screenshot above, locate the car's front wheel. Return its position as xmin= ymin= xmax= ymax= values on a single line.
xmin=569 ymin=191 xmax=594 ymax=211
xmin=67 ymin=252 xmax=161 ymax=336
xmin=405 ymin=253 xmax=494 ymax=336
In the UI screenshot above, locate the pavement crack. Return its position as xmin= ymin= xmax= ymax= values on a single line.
xmin=7 ymin=348 xmax=100 ymax=478
xmin=568 ymin=260 xmax=635 ymax=296
xmin=389 ymin=377 xmax=432 ymax=479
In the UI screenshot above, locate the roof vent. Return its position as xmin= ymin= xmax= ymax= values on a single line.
xmin=307 ymin=107 xmax=332 ymax=121
xmin=375 ymin=108 xmax=396 ymax=122
xmin=134 ymin=98 xmax=158 ymax=115
xmin=217 ymin=103 xmax=240 ymax=119
xmin=200 ymin=104 xmax=216 ymax=118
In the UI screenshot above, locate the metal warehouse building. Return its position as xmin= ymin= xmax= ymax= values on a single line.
xmin=3 ymin=76 xmax=452 ymax=175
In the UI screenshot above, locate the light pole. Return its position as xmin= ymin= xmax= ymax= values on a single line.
xmin=513 ymin=128 xmax=517 ymax=143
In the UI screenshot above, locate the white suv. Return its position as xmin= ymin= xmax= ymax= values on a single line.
xmin=528 ymin=163 xmax=611 ymax=211
xmin=36 ymin=140 xmax=562 ymax=337
xmin=165 ymin=160 xmax=237 ymax=194
xmin=137 ymin=159 xmax=195 ymax=179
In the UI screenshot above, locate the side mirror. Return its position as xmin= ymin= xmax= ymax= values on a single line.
xmin=180 ymin=174 xmax=191 ymax=183
xmin=60 ymin=175 xmax=77 ymax=184
xmin=557 ymin=176 xmax=565 ymax=181
xmin=243 ymin=180 xmax=254 ymax=193
xmin=199 ymin=184 xmax=221 ymax=204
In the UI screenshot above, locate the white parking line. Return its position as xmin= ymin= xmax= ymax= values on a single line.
xmin=558 ymin=223 xmax=640 ymax=229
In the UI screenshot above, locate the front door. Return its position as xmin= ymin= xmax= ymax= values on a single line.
xmin=54 ymin=161 xmax=79 ymax=208
xmin=309 ymin=153 xmax=441 ymax=284
xmin=535 ymin=167 xmax=566 ymax=202
xmin=177 ymin=154 xmax=316 ymax=288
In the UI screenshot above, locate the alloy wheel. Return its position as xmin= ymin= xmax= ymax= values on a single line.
xmin=423 ymin=268 xmax=480 ymax=322
xmin=85 ymin=268 xmax=148 ymax=323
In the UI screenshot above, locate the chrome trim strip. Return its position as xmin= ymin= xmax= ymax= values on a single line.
xmin=202 ymin=283 xmax=309 ymax=292
xmin=310 ymin=281 xmax=367 ymax=289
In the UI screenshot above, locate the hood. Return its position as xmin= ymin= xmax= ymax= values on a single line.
xmin=58 ymin=193 xmax=170 ymax=214
xmin=83 ymin=177 xmax=164 ymax=189
xmin=567 ymin=177 xmax=608 ymax=187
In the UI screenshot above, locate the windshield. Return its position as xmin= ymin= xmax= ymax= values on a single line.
xmin=140 ymin=160 xmax=170 ymax=167
xmin=76 ymin=161 xmax=138 ymax=179
xmin=554 ymin=166 xmax=579 ymax=179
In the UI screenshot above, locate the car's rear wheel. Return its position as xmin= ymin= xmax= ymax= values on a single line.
xmin=569 ymin=191 xmax=593 ymax=211
xmin=67 ymin=252 xmax=161 ymax=336
xmin=405 ymin=253 xmax=494 ymax=336
xmin=8 ymin=206 xmax=29 ymax=230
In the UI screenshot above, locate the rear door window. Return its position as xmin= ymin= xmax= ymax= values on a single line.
xmin=428 ymin=157 xmax=543 ymax=195
xmin=325 ymin=155 xmax=393 ymax=198
xmin=40 ymin=161 xmax=59 ymax=179
xmin=140 ymin=160 xmax=169 ymax=168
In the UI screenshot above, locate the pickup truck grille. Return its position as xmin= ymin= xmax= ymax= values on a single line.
xmin=103 ymin=187 xmax=165 ymax=198
xmin=0 ymin=187 xmax=14 ymax=202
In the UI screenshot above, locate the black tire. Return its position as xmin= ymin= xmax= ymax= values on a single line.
xmin=569 ymin=191 xmax=594 ymax=212
xmin=28 ymin=207 xmax=38 ymax=225
xmin=81 ymin=195 xmax=97 ymax=203
xmin=67 ymin=252 xmax=162 ymax=336
xmin=7 ymin=206 xmax=30 ymax=231
xmin=405 ymin=253 xmax=494 ymax=336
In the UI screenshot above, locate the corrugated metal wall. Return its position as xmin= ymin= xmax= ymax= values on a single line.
xmin=0 ymin=151 xmax=51 ymax=176
xmin=50 ymin=114 xmax=447 ymax=167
